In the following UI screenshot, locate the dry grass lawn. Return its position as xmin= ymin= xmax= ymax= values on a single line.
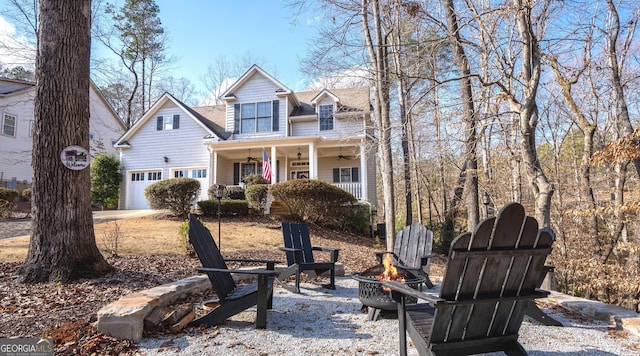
xmin=0 ymin=215 xmax=288 ymax=263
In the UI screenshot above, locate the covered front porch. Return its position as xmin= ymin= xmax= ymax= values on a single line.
xmin=206 ymin=137 xmax=372 ymax=201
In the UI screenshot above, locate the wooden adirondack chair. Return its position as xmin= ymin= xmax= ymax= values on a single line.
xmin=376 ymin=222 xmax=435 ymax=288
xmin=277 ymin=222 xmax=339 ymax=293
xmin=384 ymin=202 xmax=554 ymax=356
xmin=187 ymin=214 xmax=277 ymax=329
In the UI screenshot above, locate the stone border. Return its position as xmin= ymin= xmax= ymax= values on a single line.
xmin=97 ymin=263 xmax=639 ymax=342
xmin=544 ymin=291 xmax=640 ymax=337
xmin=96 ymin=263 xmax=345 ymax=341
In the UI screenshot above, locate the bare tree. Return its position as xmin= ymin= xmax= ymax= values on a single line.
xmin=442 ymin=0 xmax=479 ymax=230
xmin=96 ymin=0 xmax=169 ymax=127
xmin=201 ymin=54 xmax=268 ymax=105
xmin=362 ymin=0 xmax=396 ymax=248
xmin=19 ymin=0 xmax=112 ymax=282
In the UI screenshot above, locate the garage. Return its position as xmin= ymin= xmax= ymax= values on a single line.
xmin=125 ymin=170 xmax=162 ymax=209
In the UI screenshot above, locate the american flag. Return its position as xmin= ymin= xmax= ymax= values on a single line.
xmin=262 ymin=148 xmax=272 ymax=181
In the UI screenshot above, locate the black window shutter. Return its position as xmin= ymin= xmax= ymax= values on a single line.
xmin=272 ymin=100 xmax=279 ymax=131
xmin=156 ymin=116 xmax=163 ymax=130
xmin=233 ymin=104 xmax=240 ymax=134
xmin=276 ymin=160 xmax=279 ymax=182
xmin=173 ymin=115 xmax=180 ymax=129
xmin=352 ymin=167 xmax=359 ymax=182
xmin=333 ymin=168 xmax=339 ymax=183
xmin=233 ymin=162 xmax=240 ymax=184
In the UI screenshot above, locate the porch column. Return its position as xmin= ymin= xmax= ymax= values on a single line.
xmin=360 ymin=143 xmax=367 ymax=201
xmin=270 ymin=146 xmax=277 ymax=184
xmin=308 ymin=143 xmax=316 ymax=179
xmin=212 ymin=149 xmax=219 ymax=185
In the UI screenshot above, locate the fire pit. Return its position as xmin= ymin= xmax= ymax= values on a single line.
xmin=352 ymin=263 xmax=426 ymax=320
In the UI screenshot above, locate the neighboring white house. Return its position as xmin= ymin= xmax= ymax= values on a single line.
xmin=114 ymin=65 xmax=377 ymax=210
xmin=0 ymin=78 xmax=126 ymax=191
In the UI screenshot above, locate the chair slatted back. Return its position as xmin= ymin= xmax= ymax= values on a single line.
xmin=188 ymin=214 xmax=236 ymax=302
xmin=394 ymin=222 xmax=433 ymax=271
xmin=282 ymin=222 xmax=315 ymax=266
xmin=430 ymin=203 xmax=554 ymax=344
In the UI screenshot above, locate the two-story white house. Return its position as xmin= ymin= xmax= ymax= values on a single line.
xmin=0 ymin=78 xmax=126 ymax=191
xmin=114 ymin=65 xmax=377 ymax=210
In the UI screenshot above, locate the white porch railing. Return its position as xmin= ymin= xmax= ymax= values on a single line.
xmin=333 ymin=183 xmax=362 ymax=199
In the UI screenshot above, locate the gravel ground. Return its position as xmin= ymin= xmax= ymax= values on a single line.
xmin=137 ymin=278 xmax=640 ymax=356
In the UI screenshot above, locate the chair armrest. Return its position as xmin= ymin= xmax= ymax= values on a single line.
xmin=419 ymin=254 xmax=438 ymax=266
xmin=279 ymin=247 xmax=301 ymax=252
xmin=312 ymin=246 xmax=340 ymax=262
xmin=197 ymin=267 xmax=276 ymax=276
xmin=278 ymin=247 xmax=303 ymax=264
xmin=375 ymin=251 xmax=398 ymax=264
xmin=224 ymin=258 xmax=278 ymax=270
xmin=383 ymin=280 xmax=442 ymax=305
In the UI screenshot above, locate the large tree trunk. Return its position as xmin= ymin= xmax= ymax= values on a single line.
xmin=514 ymin=0 xmax=554 ymax=226
xmin=443 ymin=0 xmax=479 ymax=230
xmin=362 ymin=0 xmax=396 ymax=249
xmin=19 ymin=0 xmax=112 ymax=282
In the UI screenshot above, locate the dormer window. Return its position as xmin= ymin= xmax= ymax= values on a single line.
xmin=319 ymin=104 xmax=334 ymax=131
xmin=241 ymin=101 xmax=272 ymax=133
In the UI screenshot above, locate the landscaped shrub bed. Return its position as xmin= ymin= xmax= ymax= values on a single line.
xmin=269 ymin=179 xmax=369 ymax=233
xmin=0 ymin=188 xmax=19 ymax=220
xmin=198 ymin=199 xmax=248 ymax=217
xmin=144 ymin=178 xmax=200 ymax=217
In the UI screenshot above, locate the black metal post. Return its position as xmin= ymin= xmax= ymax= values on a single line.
xmin=215 ymin=184 xmax=224 ymax=250
xmin=217 ymin=196 xmax=221 ymax=249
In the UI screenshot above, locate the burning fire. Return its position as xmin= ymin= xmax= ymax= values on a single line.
xmin=379 ymin=253 xmax=405 ymax=283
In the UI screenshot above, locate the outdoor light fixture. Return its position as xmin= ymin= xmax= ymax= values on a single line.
xmin=163 ymin=156 xmax=168 ymax=163
xmin=297 ymin=147 xmax=301 ymax=161
xmin=215 ymin=184 xmax=224 ymax=249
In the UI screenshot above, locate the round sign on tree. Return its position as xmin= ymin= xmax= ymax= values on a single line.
xmin=60 ymin=145 xmax=90 ymax=170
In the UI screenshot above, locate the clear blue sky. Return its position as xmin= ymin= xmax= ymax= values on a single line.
xmin=151 ymin=0 xmax=316 ymax=92
xmin=0 ymin=0 xmax=318 ymax=94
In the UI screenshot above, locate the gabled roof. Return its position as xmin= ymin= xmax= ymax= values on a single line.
xmin=0 ymin=78 xmax=34 ymax=96
xmin=0 ymin=78 xmax=126 ymax=131
xmin=220 ymin=64 xmax=299 ymax=106
xmin=291 ymin=87 xmax=372 ymax=117
xmin=114 ymin=93 xmax=231 ymax=147
xmin=310 ymin=89 xmax=340 ymax=106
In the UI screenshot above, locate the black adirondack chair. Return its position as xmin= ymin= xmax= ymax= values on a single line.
xmin=187 ymin=214 xmax=277 ymax=329
xmin=385 ymin=202 xmax=554 ymax=356
xmin=376 ymin=222 xmax=435 ymax=288
xmin=276 ymin=222 xmax=339 ymax=293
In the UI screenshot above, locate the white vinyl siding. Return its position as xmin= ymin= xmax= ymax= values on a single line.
xmin=225 ymin=73 xmax=284 ymax=138
xmin=0 ymin=84 xmax=124 ymax=185
xmin=119 ymin=103 xmax=211 ymax=208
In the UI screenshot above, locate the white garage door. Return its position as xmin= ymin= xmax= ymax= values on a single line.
xmin=126 ymin=171 xmax=162 ymax=209
xmin=171 ymin=168 xmax=209 ymax=201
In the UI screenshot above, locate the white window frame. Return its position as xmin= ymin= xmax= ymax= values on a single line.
xmin=291 ymin=170 xmax=309 ymax=179
xmin=147 ymin=171 xmax=162 ymax=181
xmin=319 ymin=104 xmax=334 ymax=131
xmin=131 ymin=172 xmax=145 ymax=181
xmin=2 ymin=113 xmax=17 ymax=137
xmin=163 ymin=116 xmax=175 ymax=130
xmin=241 ymin=101 xmax=272 ymax=134
xmin=340 ymin=167 xmax=358 ymax=183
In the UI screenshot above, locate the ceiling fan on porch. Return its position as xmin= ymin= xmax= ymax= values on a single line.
xmin=338 ymin=147 xmax=353 ymax=160
xmin=246 ymin=149 xmax=258 ymax=162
